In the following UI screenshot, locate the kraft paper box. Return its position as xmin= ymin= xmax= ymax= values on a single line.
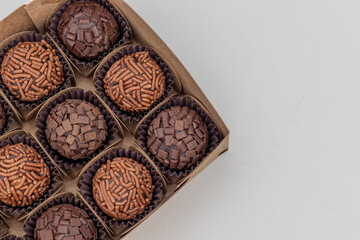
xmin=0 ymin=0 xmax=229 ymax=239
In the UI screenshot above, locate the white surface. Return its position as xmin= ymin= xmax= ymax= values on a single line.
xmin=1 ymin=0 xmax=360 ymax=239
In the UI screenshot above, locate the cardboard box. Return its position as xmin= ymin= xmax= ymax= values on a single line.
xmin=0 ymin=0 xmax=229 ymax=239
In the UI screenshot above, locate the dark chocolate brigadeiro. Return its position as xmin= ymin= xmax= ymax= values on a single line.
xmin=147 ymin=106 xmax=209 ymax=170
xmin=0 ymin=103 xmax=5 ymax=132
xmin=45 ymin=99 xmax=107 ymax=161
xmin=0 ymin=41 xmax=65 ymax=102
xmin=57 ymin=1 xmax=120 ymax=60
xmin=103 ymin=51 xmax=166 ymax=113
xmin=34 ymin=204 xmax=97 ymax=240
xmin=93 ymin=157 xmax=154 ymax=220
xmin=0 ymin=143 xmax=50 ymax=207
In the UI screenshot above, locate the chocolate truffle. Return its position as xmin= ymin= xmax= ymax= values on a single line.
xmin=0 ymin=143 xmax=50 ymax=207
xmin=93 ymin=157 xmax=154 ymax=220
xmin=57 ymin=1 xmax=120 ymax=60
xmin=147 ymin=106 xmax=209 ymax=170
xmin=34 ymin=204 xmax=97 ymax=240
xmin=1 ymin=40 xmax=65 ymax=102
xmin=45 ymin=99 xmax=107 ymax=161
xmin=0 ymin=103 xmax=5 ymax=132
xmin=104 ymin=51 xmax=166 ymax=113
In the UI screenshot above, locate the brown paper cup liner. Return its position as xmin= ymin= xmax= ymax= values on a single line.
xmin=0 ymin=218 xmax=3 ymax=237
xmin=49 ymin=0 xmax=131 ymax=68
xmin=0 ymin=135 xmax=60 ymax=215
xmin=23 ymin=195 xmax=106 ymax=240
xmin=0 ymin=236 xmax=22 ymax=240
xmin=0 ymin=95 xmax=14 ymax=136
xmin=0 ymin=32 xmax=73 ymax=110
xmin=138 ymin=96 xmax=221 ymax=178
xmin=79 ymin=148 xmax=164 ymax=228
xmin=94 ymin=44 xmax=174 ymax=124
xmin=35 ymin=89 xmax=119 ymax=170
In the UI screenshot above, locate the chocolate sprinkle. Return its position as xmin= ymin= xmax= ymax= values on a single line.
xmin=93 ymin=157 xmax=154 ymax=221
xmin=57 ymin=0 xmax=120 ymax=60
xmin=45 ymin=99 xmax=108 ymax=161
xmin=0 ymin=40 xmax=65 ymax=102
xmin=147 ymin=106 xmax=209 ymax=170
xmin=103 ymin=51 xmax=166 ymax=113
xmin=0 ymin=143 xmax=50 ymax=207
xmin=34 ymin=204 xmax=97 ymax=240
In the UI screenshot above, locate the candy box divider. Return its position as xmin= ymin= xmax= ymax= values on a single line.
xmin=75 ymin=190 xmax=113 ymax=236
xmin=0 ymin=215 xmax=25 ymax=238
xmin=0 ymin=215 xmax=9 ymax=238
xmin=44 ymin=32 xmax=92 ymax=78
xmin=90 ymin=90 xmax=135 ymax=135
xmin=0 ymin=204 xmax=31 ymax=239
xmin=0 ymin=91 xmax=22 ymax=134
xmin=131 ymin=142 xmax=169 ymax=186
xmin=0 ymin=0 xmax=230 ymax=239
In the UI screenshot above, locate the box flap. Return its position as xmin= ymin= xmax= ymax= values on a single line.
xmin=24 ymin=0 xmax=63 ymax=33
xmin=0 ymin=5 xmax=36 ymax=43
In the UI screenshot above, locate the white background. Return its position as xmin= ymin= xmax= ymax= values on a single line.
xmin=1 ymin=0 xmax=360 ymax=239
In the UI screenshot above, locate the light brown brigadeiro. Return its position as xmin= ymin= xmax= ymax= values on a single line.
xmin=0 ymin=40 xmax=65 ymax=102
xmin=45 ymin=99 xmax=107 ymax=161
xmin=34 ymin=204 xmax=97 ymax=240
xmin=104 ymin=51 xmax=166 ymax=114
xmin=147 ymin=106 xmax=209 ymax=170
xmin=0 ymin=143 xmax=50 ymax=207
xmin=57 ymin=1 xmax=120 ymax=60
xmin=93 ymin=157 xmax=154 ymax=221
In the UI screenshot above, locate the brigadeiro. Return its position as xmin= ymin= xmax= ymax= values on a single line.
xmin=92 ymin=157 xmax=154 ymax=220
xmin=34 ymin=204 xmax=97 ymax=240
xmin=103 ymin=51 xmax=166 ymax=114
xmin=0 ymin=103 xmax=5 ymax=132
xmin=45 ymin=99 xmax=107 ymax=161
xmin=0 ymin=40 xmax=65 ymax=102
xmin=147 ymin=106 xmax=209 ymax=170
xmin=0 ymin=143 xmax=50 ymax=207
xmin=57 ymin=1 xmax=120 ymax=60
